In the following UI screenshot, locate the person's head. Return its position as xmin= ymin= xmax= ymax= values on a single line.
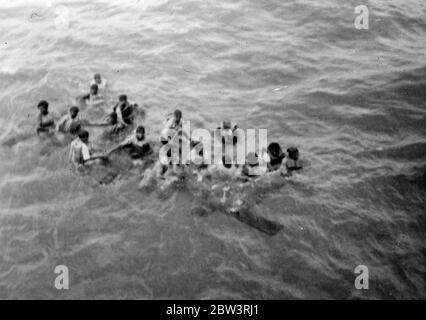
xmin=37 ymin=100 xmax=49 ymax=115
xmin=69 ymin=106 xmax=79 ymax=119
xmin=78 ymin=130 xmax=89 ymax=144
xmin=94 ymin=73 xmax=102 ymax=84
xmin=136 ymin=125 xmax=145 ymax=140
xmin=118 ymin=94 xmax=127 ymax=104
xmin=69 ymin=123 xmax=81 ymax=135
xmin=222 ymin=155 xmax=233 ymax=169
xmin=173 ymin=109 xmax=182 ymax=122
xmin=222 ymin=120 xmax=232 ymax=130
xmin=90 ymin=84 xmax=98 ymax=95
xmin=287 ymin=147 xmax=299 ymax=161
xmin=268 ymin=142 xmax=284 ymax=159
xmin=246 ymin=152 xmax=259 ymax=167
xmin=221 ymin=127 xmax=234 ymax=150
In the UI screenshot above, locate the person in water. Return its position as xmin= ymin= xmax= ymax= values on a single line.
xmin=218 ymin=120 xmax=238 ymax=132
xmin=160 ymin=109 xmax=183 ymax=144
xmin=286 ymin=147 xmax=302 ymax=172
xmin=106 ymin=94 xmax=135 ymax=132
xmin=266 ymin=142 xmax=285 ymax=172
xmin=69 ymin=130 xmax=107 ymax=169
xmin=106 ymin=125 xmax=151 ymax=161
xmin=80 ymin=84 xmax=104 ymax=106
xmin=36 ymin=100 xmax=55 ymax=135
xmin=56 ymin=106 xmax=81 ymax=134
xmin=217 ymin=120 xmax=239 ymax=145
xmin=241 ymin=152 xmax=268 ymax=178
xmin=91 ymin=73 xmax=107 ymax=92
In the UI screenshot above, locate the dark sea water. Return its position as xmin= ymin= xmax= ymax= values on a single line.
xmin=0 ymin=0 xmax=425 ymax=299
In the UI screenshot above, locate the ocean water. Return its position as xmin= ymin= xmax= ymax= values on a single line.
xmin=0 ymin=0 xmax=425 ymax=299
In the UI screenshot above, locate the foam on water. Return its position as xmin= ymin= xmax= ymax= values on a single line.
xmin=0 ymin=0 xmax=425 ymax=299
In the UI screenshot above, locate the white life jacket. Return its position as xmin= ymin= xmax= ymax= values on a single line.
xmin=69 ymin=139 xmax=90 ymax=165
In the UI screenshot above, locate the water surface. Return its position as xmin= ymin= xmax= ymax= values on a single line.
xmin=0 ymin=0 xmax=425 ymax=299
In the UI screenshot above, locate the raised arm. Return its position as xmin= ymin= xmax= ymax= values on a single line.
xmin=56 ymin=115 xmax=67 ymax=132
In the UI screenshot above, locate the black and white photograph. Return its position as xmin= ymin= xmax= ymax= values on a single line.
xmin=0 ymin=0 xmax=425 ymax=304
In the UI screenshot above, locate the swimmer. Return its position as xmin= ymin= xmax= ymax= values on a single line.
xmin=218 ymin=120 xmax=238 ymax=132
xmin=241 ymin=152 xmax=268 ymax=178
xmin=69 ymin=130 xmax=108 ymax=169
xmin=266 ymin=142 xmax=285 ymax=172
xmin=106 ymin=94 xmax=135 ymax=133
xmin=79 ymin=84 xmax=104 ymax=106
xmin=106 ymin=125 xmax=151 ymax=163
xmin=57 ymin=106 xmax=100 ymax=134
xmin=217 ymin=120 xmax=238 ymax=145
xmin=160 ymin=109 xmax=183 ymax=144
xmin=36 ymin=100 xmax=55 ymax=135
xmin=115 ymin=94 xmax=134 ymax=126
xmin=56 ymin=106 xmax=81 ymax=134
xmin=90 ymin=73 xmax=107 ymax=92
xmin=286 ymin=147 xmax=302 ymax=172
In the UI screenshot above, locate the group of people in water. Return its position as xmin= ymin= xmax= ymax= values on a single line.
xmin=37 ymin=74 xmax=302 ymax=234
xmin=36 ymin=73 xmax=302 ymax=184
xmin=34 ymin=73 xmax=303 ymax=234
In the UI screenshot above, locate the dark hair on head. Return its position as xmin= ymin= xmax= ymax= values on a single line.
xmin=70 ymin=106 xmax=79 ymax=113
xmin=94 ymin=73 xmax=101 ymax=78
xmin=287 ymin=147 xmax=299 ymax=160
xmin=37 ymin=100 xmax=49 ymax=109
xmin=136 ymin=125 xmax=145 ymax=134
xmin=119 ymin=94 xmax=127 ymax=102
xmin=268 ymin=142 xmax=282 ymax=153
xmin=222 ymin=120 xmax=232 ymax=129
xmin=174 ymin=109 xmax=182 ymax=117
xmin=268 ymin=142 xmax=284 ymax=158
xmin=90 ymin=84 xmax=98 ymax=90
xmin=78 ymin=130 xmax=89 ymax=140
